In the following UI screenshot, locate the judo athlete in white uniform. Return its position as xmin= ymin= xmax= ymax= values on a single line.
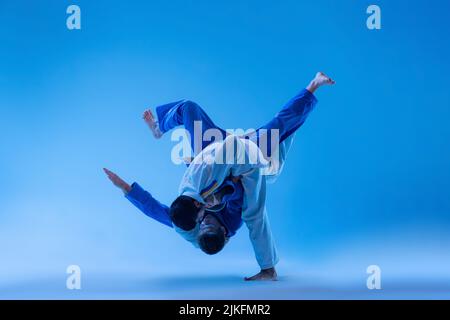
xmin=104 ymin=72 xmax=335 ymax=280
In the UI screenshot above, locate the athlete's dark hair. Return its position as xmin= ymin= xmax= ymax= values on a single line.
xmin=169 ymin=195 xmax=200 ymax=231
xmin=197 ymin=229 xmax=226 ymax=255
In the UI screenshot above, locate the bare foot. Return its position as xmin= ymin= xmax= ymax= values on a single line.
xmin=244 ymin=267 xmax=278 ymax=281
xmin=307 ymin=72 xmax=335 ymax=93
xmin=143 ymin=109 xmax=163 ymax=139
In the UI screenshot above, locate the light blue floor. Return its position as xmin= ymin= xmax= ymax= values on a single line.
xmin=2 ymin=233 xmax=450 ymax=299
xmin=2 ymin=262 xmax=449 ymax=299
xmin=2 ymin=274 xmax=449 ymax=300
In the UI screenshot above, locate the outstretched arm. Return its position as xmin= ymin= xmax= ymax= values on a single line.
xmin=104 ymin=168 xmax=131 ymax=193
xmin=196 ymin=137 xmax=279 ymax=280
xmin=178 ymin=136 xmax=278 ymax=279
xmin=103 ymin=168 xmax=172 ymax=227
xmin=240 ymin=169 xmax=278 ymax=281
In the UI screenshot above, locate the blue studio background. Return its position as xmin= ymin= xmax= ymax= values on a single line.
xmin=0 ymin=0 xmax=449 ymax=299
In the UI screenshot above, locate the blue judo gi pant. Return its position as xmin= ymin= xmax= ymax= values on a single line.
xmin=124 ymin=88 xmax=318 ymax=231
xmin=155 ymin=88 xmax=318 ymax=156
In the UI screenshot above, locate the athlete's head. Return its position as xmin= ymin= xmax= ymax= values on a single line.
xmin=169 ymin=195 xmax=202 ymax=231
xmin=197 ymin=213 xmax=227 ymax=255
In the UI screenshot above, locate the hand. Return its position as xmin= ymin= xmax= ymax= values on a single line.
xmin=204 ymin=193 xmax=220 ymax=209
xmin=244 ymin=267 xmax=278 ymax=281
xmin=103 ymin=168 xmax=131 ymax=194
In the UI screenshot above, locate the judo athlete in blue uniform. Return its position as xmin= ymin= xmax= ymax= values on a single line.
xmin=104 ymin=72 xmax=335 ymax=281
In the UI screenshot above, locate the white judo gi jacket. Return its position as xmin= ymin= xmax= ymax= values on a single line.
xmin=176 ymin=134 xmax=294 ymax=269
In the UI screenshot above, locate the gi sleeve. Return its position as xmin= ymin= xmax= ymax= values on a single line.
xmin=125 ymin=182 xmax=173 ymax=228
xmin=240 ymin=169 xmax=279 ymax=269
xmin=174 ymin=224 xmax=200 ymax=248
xmin=178 ymin=135 xmax=278 ymax=266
